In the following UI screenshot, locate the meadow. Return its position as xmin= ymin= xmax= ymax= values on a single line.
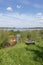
xmin=0 ymin=30 xmax=43 ymax=65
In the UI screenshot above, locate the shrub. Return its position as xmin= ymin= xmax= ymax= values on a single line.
xmin=0 ymin=30 xmax=9 ymax=48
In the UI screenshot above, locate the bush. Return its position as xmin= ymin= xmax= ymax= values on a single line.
xmin=0 ymin=30 xmax=9 ymax=48
xmin=0 ymin=29 xmax=43 ymax=48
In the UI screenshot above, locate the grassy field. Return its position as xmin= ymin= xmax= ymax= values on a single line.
xmin=0 ymin=41 xmax=43 ymax=65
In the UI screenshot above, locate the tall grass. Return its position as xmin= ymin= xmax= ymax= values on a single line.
xmin=0 ymin=29 xmax=43 ymax=48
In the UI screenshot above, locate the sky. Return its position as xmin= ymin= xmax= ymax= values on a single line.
xmin=0 ymin=0 xmax=43 ymax=28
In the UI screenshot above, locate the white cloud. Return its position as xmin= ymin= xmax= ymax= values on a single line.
xmin=6 ymin=7 xmax=13 ymax=11
xmin=36 ymin=13 xmax=42 ymax=16
xmin=17 ymin=5 xmax=21 ymax=9
xmin=0 ymin=13 xmax=43 ymax=27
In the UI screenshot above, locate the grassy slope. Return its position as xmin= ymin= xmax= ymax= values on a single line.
xmin=0 ymin=42 xmax=43 ymax=65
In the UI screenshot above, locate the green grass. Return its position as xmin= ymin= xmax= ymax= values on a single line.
xmin=0 ymin=42 xmax=43 ymax=65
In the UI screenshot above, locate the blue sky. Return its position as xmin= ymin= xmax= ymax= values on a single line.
xmin=0 ymin=0 xmax=43 ymax=27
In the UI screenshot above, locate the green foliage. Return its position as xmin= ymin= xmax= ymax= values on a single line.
xmin=0 ymin=42 xmax=43 ymax=65
xmin=0 ymin=29 xmax=43 ymax=65
xmin=39 ymin=30 xmax=43 ymax=40
xmin=8 ymin=30 xmax=15 ymax=36
xmin=0 ymin=30 xmax=8 ymax=48
xmin=0 ymin=29 xmax=43 ymax=48
xmin=27 ymin=32 xmax=31 ymax=40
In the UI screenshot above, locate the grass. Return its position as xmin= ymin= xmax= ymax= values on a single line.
xmin=0 ymin=42 xmax=43 ymax=65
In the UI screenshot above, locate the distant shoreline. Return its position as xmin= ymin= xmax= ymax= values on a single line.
xmin=0 ymin=27 xmax=43 ymax=30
